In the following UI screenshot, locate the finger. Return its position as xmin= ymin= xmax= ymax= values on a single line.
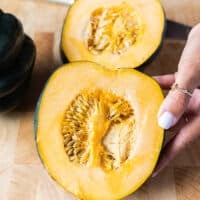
xmin=153 ymin=114 xmax=200 ymax=177
xmin=168 ymin=114 xmax=187 ymax=134
xmin=157 ymin=25 xmax=200 ymax=130
xmin=186 ymin=89 xmax=200 ymax=114
xmin=158 ymin=88 xmax=200 ymax=130
xmin=158 ymin=88 xmax=191 ymax=129
xmin=153 ymin=74 xmax=175 ymax=89
xmin=176 ymin=24 xmax=200 ymax=90
xmin=154 ymin=75 xmax=200 ymax=90
xmin=162 ymin=116 xmax=186 ymax=149
xmin=158 ymin=89 xmax=200 ymax=133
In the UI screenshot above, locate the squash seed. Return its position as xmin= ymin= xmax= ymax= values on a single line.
xmin=86 ymin=2 xmax=141 ymax=55
xmin=61 ymin=89 xmax=135 ymax=171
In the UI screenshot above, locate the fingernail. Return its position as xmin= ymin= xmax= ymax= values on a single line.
xmin=158 ymin=112 xmax=175 ymax=129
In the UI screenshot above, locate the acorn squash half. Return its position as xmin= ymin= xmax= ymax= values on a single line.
xmin=35 ymin=61 xmax=164 ymax=200
xmin=61 ymin=0 xmax=165 ymax=69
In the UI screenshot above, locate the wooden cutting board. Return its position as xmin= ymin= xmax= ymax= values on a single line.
xmin=0 ymin=0 xmax=200 ymax=199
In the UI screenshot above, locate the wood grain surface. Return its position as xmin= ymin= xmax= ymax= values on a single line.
xmin=0 ymin=0 xmax=200 ymax=199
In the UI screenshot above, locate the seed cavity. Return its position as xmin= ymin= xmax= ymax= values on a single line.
xmin=86 ymin=3 xmax=141 ymax=55
xmin=61 ymin=89 xmax=135 ymax=171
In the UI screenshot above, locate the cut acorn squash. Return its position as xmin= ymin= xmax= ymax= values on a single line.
xmin=61 ymin=0 xmax=165 ymax=69
xmin=0 ymin=9 xmax=24 ymax=72
xmin=35 ymin=61 xmax=164 ymax=200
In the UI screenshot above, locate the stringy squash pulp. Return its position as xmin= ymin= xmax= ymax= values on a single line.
xmin=62 ymin=0 xmax=165 ymax=69
xmin=35 ymin=62 xmax=164 ymax=200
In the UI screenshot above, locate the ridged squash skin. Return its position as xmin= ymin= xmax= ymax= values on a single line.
xmin=61 ymin=0 xmax=166 ymax=69
xmin=0 ymin=35 xmax=36 ymax=98
xmin=0 ymin=35 xmax=36 ymax=112
xmin=0 ymin=10 xmax=36 ymax=112
xmin=0 ymin=9 xmax=24 ymax=72
xmin=0 ymin=74 xmax=32 ymax=112
xmin=35 ymin=61 xmax=164 ymax=200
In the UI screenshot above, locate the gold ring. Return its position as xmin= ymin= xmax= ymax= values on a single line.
xmin=171 ymin=83 xmax=193 ymax=97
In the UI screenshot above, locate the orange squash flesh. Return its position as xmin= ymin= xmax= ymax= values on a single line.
xmin=62 ymin=0 xmax=165 ymax=69
xmin=35 ymin=61 xmax=164 ymax=200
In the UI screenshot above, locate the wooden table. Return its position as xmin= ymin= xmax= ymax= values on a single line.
xmin=0 ymin=0 xmax=200 ymax=199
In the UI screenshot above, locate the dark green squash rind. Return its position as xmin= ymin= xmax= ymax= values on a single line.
xmin=0 ymin=71 xmax=33 ymax=112
xmin=137 ymin=11 xmax=167 ymax=72
xmin=0 ymin=35 xmax=36 ymax=97
xmin=0 ymin=35 xmax=36 ymax=112
xmin=60 ymin=47 xmax=69 ymax=64
xmin=34 ymin=70 xmax=53 ymax=166
xmin=0 ymin=9 xmax=3 ymax=16
xmin=0 ymin=11 xmax=25 ymax=72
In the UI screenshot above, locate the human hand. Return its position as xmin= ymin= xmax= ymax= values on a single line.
xmin=152 ymin=24 xmax=200 ymax=177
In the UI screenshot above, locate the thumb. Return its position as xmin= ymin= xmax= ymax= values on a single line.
xmin=158 ymin=87 xmax=191 ymax=129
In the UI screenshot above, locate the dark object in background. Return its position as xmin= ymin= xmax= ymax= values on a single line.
xmin=0 ymin=10 xmax=25 ymax=72
xmin=0 ymin=36 xmax=36 ymax=97
xmin=166 ymin=20 xmax=192 ymax=40
xmin=0 ymin=10 xmax=36 ymax=112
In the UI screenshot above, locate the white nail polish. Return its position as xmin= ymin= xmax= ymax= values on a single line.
xmin=158 ymin=112 xmax=175 ymax=129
